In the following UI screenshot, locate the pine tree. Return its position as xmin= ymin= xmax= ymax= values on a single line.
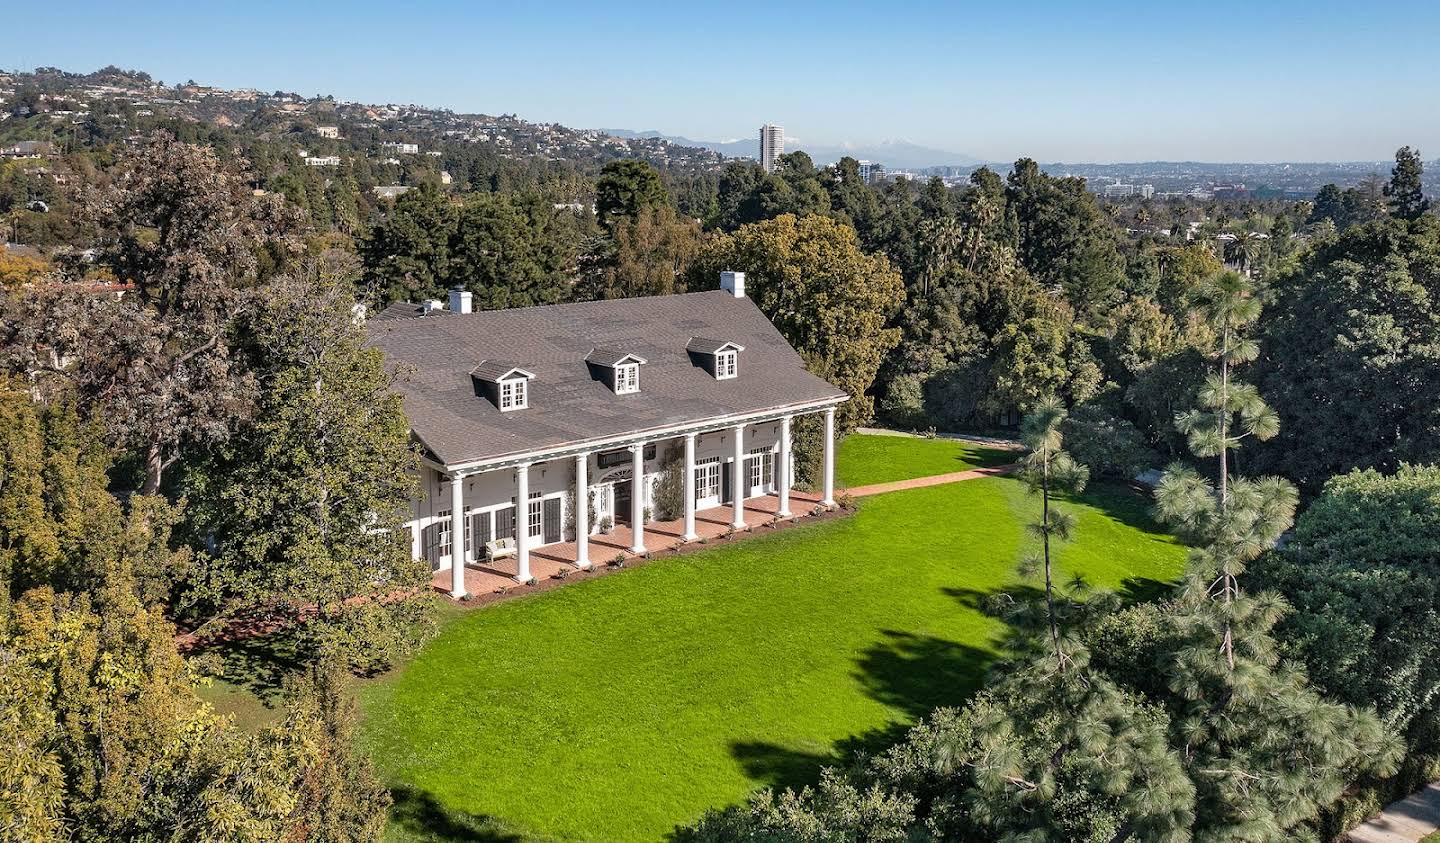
xmin=1155 ymin=270 xmax=1400 ymax=841
xmin=1385 ymin=146 xmax=1430 ymax=222
xmin=1015 ymin=396 xmax=1090 ymax=666
xmin=957 ymin=403 xmax=1195 ymax=842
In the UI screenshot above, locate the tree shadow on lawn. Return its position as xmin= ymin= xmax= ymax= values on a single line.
xmin=388 ymin=784 xmax=522 ymax=843
xmin=1053 ymin=481 xmax=1173 ymax=539
xmin=727 ymin=628 xmax=997 ymax=796
xmin=194 ymin=628 xmax=304 ymax=709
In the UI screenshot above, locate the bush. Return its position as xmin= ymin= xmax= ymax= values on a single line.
xmin=676 ymin=769 xmax=917 ymax=843
xmin=921 ymin=360 xmax=993 ymax=431
xmin=1084 ymin=601 xmax=1175 ymax=701
xmin=1062 ymin=403 xmax=1158 ymax=480
xmin=651 ymin=447 xmax=686 ymax=521
xmin=878 ymin=373 xmax=928 ymax=430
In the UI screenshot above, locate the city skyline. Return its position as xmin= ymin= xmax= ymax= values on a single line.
xmin=10 ymin=0 xmax=1440 ymax=163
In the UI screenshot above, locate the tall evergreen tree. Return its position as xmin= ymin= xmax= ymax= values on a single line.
xmin=1385 ymin=145 xmax=1430 ymax=222
xmin=594 ymin=159 xmax=669 ymax=228
xmin=1016 ymin=396 xmax=1090 ymax=664
xmin=1154 ymin=270 xmax=1398 ymax=840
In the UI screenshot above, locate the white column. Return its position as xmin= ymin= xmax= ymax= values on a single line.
xmin=410 ymin=518 xmax=422 ymax=560
xmin=629 ymin=443 xmax=646 ymax=554
xmin=574 ymin=453 xmax=591 ymax=569
xmin=449 ymin=474 xmax=466 ymax=598
xmin=682 ymin=433 xmax=698 ymax=541
xmin=515 ymin=462 xmax=532 ymax=582
xmin=778 ymin=415 xmax=793 ymax=517
xmin=731 ymin=424 xmax=746 ymax=528
xmin=821 ymin=407 xmax=836 ymax=507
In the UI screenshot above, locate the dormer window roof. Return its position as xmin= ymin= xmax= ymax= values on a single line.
xmin=686 ymin=337 xmax=745 ymax=356
xmin=584 ymin=348 xmax=648 ymax=368
xmin=471 ymin=360 xmax=535 ymax=412
xmin=687 ymin=337 xmax=745 ymax=380
xmin=472 ymin=360 xmax=535 ymax=382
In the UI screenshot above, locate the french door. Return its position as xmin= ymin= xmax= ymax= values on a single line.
xmin=695 ymin=458 xmax=721 ymax=509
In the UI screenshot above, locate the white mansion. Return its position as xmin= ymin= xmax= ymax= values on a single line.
xmin=367 ymin=272 xmax=848 ymax=598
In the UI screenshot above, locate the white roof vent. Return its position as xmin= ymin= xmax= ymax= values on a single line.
xmin=422 ymin=299 xmax=445 ymax=314
xmin=448 ymin=288 xmax=473 ymax=314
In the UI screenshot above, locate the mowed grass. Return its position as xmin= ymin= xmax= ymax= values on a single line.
xmin=357 ymin=437 xmax=1184 ymax=842
xmin=836 ymin=433 xmax=1016 ymax=488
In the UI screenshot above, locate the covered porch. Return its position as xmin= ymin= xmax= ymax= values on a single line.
xmin=430 ymin=489 xmax=825 ymax=596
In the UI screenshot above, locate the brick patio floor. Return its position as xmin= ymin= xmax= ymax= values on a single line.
xmin=431 ymin=490 xmax=824 ymax=597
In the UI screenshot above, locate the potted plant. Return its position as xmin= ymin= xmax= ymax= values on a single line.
xmin=598 ymin=515 xmax=613 ymax=535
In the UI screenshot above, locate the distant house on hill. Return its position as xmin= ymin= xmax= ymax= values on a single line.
xmin=1 ymin=141 xmax=54 ymax=158
xmin=366 ymin=272 xmax=846 ymax=597
xmin=315 ymin=125 xmax=340 ymax=139
xmin=373 ymin=185 xmax=411 ymax=199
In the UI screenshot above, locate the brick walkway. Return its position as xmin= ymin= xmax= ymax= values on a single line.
xmin=1349 ymin=783 xmax=1440 ymax=842
xmin=846 ymin=463 xmax=1019 ymax=498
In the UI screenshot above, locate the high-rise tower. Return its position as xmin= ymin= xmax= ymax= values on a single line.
xmin=759 ymin=124 xmax=785 ymax=173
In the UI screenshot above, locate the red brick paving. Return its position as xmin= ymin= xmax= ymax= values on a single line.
xmin=432 ymin=490 xmax=824 ymax=598
xmin=845 ymin=463 xmax=1019 ymax=498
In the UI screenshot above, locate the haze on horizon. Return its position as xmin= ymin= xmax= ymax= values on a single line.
xmin=10 ymin=0 xmax=1440 ymax=164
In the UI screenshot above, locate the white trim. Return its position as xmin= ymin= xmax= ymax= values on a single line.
xmin=426 ymin=395 xmax=846 ymax=478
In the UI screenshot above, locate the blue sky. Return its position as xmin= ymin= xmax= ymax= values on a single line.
xmin=10 ymin=0 xmax=1440 ymax=162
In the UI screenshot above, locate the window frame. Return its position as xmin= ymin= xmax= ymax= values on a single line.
xmin=716 ymin=349 xmax=738 ymax=379
xmin=499 ymin=377 xmax=528 ymax=411
xmin=614 ymin=363 xmax=640 ymax=394
xmin=527 ymin=492 xmax=543 ymax=539
xmin=696 ymin=457 xmax=721 ymax=500
xmin=437 ymin=509 xmax=452 ymax=558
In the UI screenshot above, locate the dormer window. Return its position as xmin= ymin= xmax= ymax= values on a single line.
xmin=500 ymin=377 xmax=527 ymax=411
xmin=687 ymin=338 xmax=745 ymax=380
xmin=472 ymin=360 xmax=535 ymax=412
xmin=585 ymin=348 xmax=648 ymax=395
xmin=716 ymin=350 xmax=738 ymax=379
xmin=616 ymin=362 xmax=639 ymax=394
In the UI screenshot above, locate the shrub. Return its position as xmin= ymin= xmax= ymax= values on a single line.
xmin=1062 ymin=403 xmax=1158 ymax=480
xmin=878 ymin=373 xmax=928 ymax=430
xmin=651 ymin=447 xmax=686 ymax=521
xmin=922 ymin=360 xmax=993 ymax=431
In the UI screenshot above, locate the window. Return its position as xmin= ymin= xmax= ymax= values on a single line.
xmin=500 ymin=378 xmax=527 ymax=411
xmin=437 ymin=509 xmax=452 ymax=558
xmin=716 ymin=350 xmax=738 ymax=379
xmin=615 ymin=363 xmax=639 ymax=394
xmin=463 ymin=506 xmax=472 ymax=558
xmin=527 ymin=493 xmax=543 ymax=539
xmin=696 ymin=457 xmax=721 ymax=501
xmin=748 ymin=448 xmax=773 ymax=491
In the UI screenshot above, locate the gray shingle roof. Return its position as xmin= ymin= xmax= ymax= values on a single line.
xmin=367 ymin=290 xmax=846 ymax=466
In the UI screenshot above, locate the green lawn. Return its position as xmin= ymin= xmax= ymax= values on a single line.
xmin=836 ymin=433 xmax=1016 ymax=488
xmin=357 ymin=436 xmax=1184 ymax=842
